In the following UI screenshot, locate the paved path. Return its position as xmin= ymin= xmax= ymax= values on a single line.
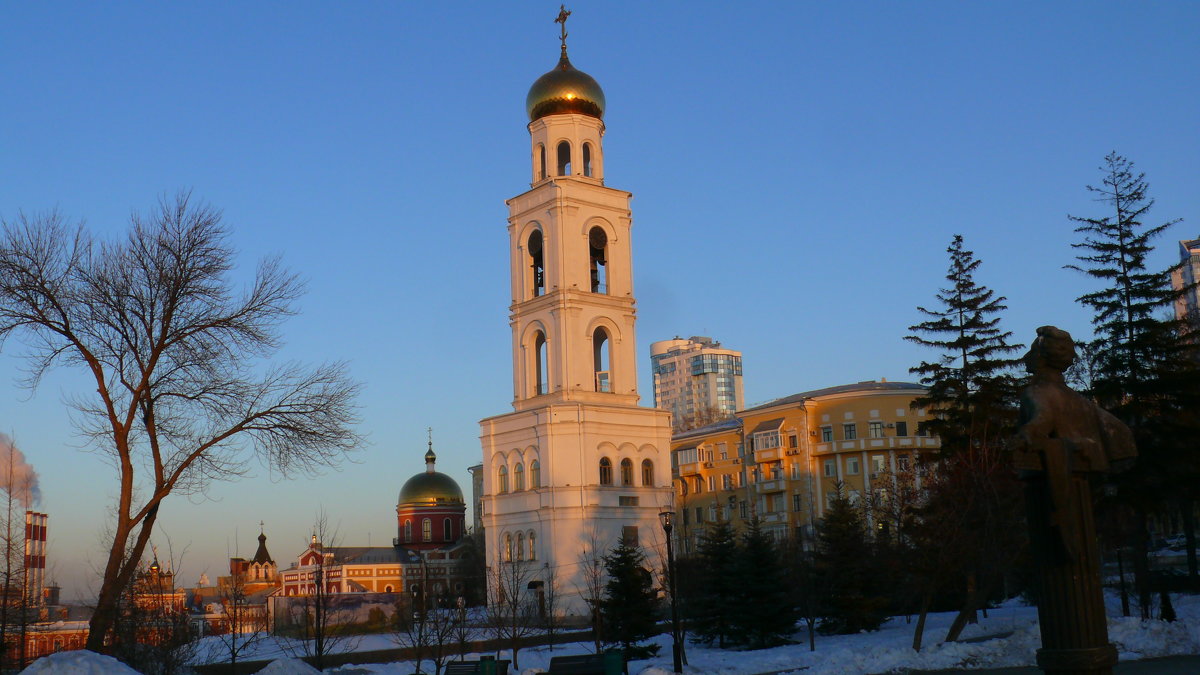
xmin=892 ymin=654 xmax=1200 ymax=674
xmin=747 ymin=654 xmax=1200 ymax=675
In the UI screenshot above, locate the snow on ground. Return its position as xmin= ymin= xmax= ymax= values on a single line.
xmin=19 ymin=650 xmax=141 ymax=674
xmin=50 ymin=591 xmax=1191 ymax=674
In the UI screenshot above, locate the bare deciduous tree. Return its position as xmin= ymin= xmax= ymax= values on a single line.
xmin=485 ymin=556 xmax=538 ymax=670
xmin=214 ymin=564 xmax=269 ymax=668
xmin=0 ymin=194 xmax=364 ymax=650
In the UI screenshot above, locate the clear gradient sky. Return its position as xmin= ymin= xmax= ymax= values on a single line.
xmin=2 ymin=2 xmax=1197 ymax=601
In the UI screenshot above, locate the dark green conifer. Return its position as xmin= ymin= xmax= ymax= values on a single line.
xmin=814 ymin=486 xmax=888 ymax=634
xmin=687 ymin=520 xmax=740 ymax=648
xmin=905 ymin=234 xmax=1023 ymax=450
xmin=735 ymin=517 xmax=800 ymax=648
xmin=600 ymin=541 xmax=660 ymax=662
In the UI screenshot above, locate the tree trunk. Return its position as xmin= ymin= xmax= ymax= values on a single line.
xmin=945 ymin=573 xmax=991 ymax=643
xmin=1132 ymin=508 xmax=1152 ymax=620
xmin=1181 ymin=497 xmax=1198 ymax=585
xmin=912 ymin=592 xmax=931 ymax=652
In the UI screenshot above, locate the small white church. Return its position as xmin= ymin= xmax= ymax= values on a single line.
xmin=479 ymin=15 xmax=674 ymax=614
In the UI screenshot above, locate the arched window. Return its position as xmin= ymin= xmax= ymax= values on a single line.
xmin=530 ymin=459 xmax=541 ymax=488
xmin=443 ymin=517 xmax=452 ymax=540
xmin=642 ymin=459 xmax=654 ymax=486
xmin=557 ymin=141 xmax=572 ymax=175
xmin=599 ymin=457 xmax=613 ymax=485
xmin=385 ymin=585 xmax=393 ymax=593
xmin=422 ymin=518 xmax=432 ymax=542
xmin=504 ymin=534 xmax=513 ymax=562
xmin=588 ymin=227 xmax=607 ymax=293
xmin=593 ymin=327 xmax=611 ymax=392
xmin=537 ymin=143 xmax=547 ymax=180
xmin=516 ymin=533 xmax=525 ymax=561
xmin=620 ymin=458 xmax=634 ymax=486
xmin=498 ymin=465 xmax=509 ymax=494
xmin=534 ymin=332 xmax=548 ymax=395
xmin=528 ymin=230 xmax=544 ymax=298
xmin=514 ymin=462 xmax=525 ymax=491
xmin=528 ymin=531 xmax=537 ymax=560
xmin=582 ymin=142 xmax=593 ymax=177
xmin=404 ymin=520 xmax=412 ymax=543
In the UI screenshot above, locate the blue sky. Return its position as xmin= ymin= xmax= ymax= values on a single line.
xmin=2 ymin=2 xmax=1197 ymax=600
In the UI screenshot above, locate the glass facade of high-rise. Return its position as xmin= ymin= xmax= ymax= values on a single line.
xmin=650 ymin=336 xmax=744 ymax=426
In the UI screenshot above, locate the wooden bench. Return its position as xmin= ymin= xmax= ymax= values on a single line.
xmin=546 ymin=652 xmax=620 ymax=675
xmin=442 ymin=658 xmax=511 ymax=675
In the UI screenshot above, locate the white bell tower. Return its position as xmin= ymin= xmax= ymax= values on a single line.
xmin=480 ymin=11 xmax=673 ymax=614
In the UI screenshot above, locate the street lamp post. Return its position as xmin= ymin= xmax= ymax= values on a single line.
xmin=659 ymin=510 xmax=683 ymax=674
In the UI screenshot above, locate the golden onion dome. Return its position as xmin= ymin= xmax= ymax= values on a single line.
xmin=526 ymin=52 xmax=605 ymax=122
xmin=398 ymin=471 xmax=465 ymax=506
xmin=398 ymin=442 xmax=464 ymax=506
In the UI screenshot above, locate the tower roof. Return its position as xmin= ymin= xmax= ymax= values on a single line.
xmin=399 ymin=440 xmax=464 ymax=506
xmin=252 ymin=527 xmax=274 ymax=565
xmin=526 ymin=7 xmax=604 ymax=122
xmin=526 ymin=54 xmax=605 ymax=122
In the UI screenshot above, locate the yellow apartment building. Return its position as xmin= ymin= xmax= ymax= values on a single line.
xmin=670 ymin=380 xmax=941 ymax=553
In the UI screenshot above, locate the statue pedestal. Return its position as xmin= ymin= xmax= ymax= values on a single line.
xmin=1026 ymin=472 xmax=1116 ymax=675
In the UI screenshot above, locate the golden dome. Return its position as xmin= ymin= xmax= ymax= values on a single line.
xmin=526 ymin=52 xmax=605 ymax=122
xmin=398 ymin=471 xmax=464 ymax=506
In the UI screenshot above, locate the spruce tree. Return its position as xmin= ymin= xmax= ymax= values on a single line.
xmin=905 ymin=234 xmax=1022 ymax=450
xmin=814 ymin=487 xmax=888 ymax=634
xmin=735 ymin=518 xmax=800 ymax=649
xmin=1066 ymin=152 xmax=1200 ymax=611
xmin=905 ymin=234 xmax=1024 ymax=641
xmin=600 ymin=541 xmax=660 ymax=661
xmin=688 ymin=520 xmax=740 ymax=648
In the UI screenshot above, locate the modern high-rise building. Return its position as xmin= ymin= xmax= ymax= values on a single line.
xmin=1171 ymin=237 xmax=1200 ymax=329
xmin=650 ymin=336 xmax=744 ymax=427
xmin=479 ymin=14 xmax=672 ymax=614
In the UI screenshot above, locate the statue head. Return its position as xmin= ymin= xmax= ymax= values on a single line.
xmin=1025 ymin=325 xmax=1076 ymax=375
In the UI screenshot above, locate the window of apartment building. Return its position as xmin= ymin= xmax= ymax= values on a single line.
xmin=737 ymin=442 xmax=745 ymax=457
xmin=696 ymin=507 xmax=704 ymax=523
xmin=792 ymin=493 xmax=802 ymax=512
xmin=707 ymin=475 xmax=715 ymax=492
xmin=869 ymin=421 xmax=885 ymax=438
xmin=737 ymin=471 xmax=745 ymax=487
xmin=791 ymin=463 xmax=801 ymax=480
xmin=676 ymin=447 xmax=698 ymax=465
xmin=694 ymin=476 xmax=704 ymax=494
xmin=788 ymin=433 xmax=798 ymax=448
xmin=682 ymin=508 xmax=690 ymax=526
xmin=752 ymin=467 xmax=761 ymax=483
xmin=753 ymin=430 xmax=780 ymax=451
xmin=871 ymin=454 xmax=887 ymax=475
xmin=897 ymin=454 xmax=911 ymax=472
xmin=722 ymin=474 xmax=732 ymax=490
xmin=845 ymin=456 xmax=861 ymax=475
xmin=739 ymin=500 xmax=748 ymax=519
xmin=771 ymin=464 xmax=782 ymax=480
xmin=825 ymin=493 xmax=836 ymax=510
xmin=821 ymin=426 xmax=833 ymax=442
xmin=717 ymin=442 xmax=728 ymax=460
xmin=770 ymin=494 xmax=785 ymax=513
xmin=843 ymin=423 xmax=857 ymax=440
xmin=895 ymin=421 xmax=908 ymax=436
xmin=709 ymin=504 xmax=718 ymax=521
xmin=823 ymin=458 xmax=836 ymax=477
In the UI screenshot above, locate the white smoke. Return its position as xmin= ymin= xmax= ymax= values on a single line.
xmin=0 ymin=434 xmax=41 ymax=508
